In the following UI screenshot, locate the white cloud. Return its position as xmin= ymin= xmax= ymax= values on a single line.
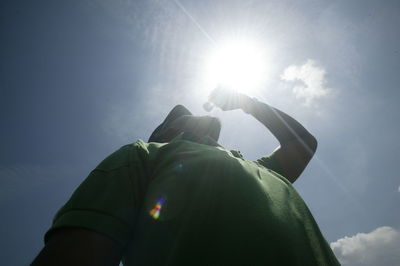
xmin=281 ymin=59 xmax=330 ymax=106
xmin=330 ymin=226 xmax=400 ymax=266
xmin=398 ymin=185 xmax=400 ymax=192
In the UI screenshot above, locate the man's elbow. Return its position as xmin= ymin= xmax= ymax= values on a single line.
xmin=305 ymin=134 xmax=318 ymax=155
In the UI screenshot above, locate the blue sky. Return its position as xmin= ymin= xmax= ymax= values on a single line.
xmin=1 ymin=0 xmax=399 ymax=265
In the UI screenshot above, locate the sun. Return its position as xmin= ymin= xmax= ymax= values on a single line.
xmin=204 ymin=39 xmax=268 ymax=94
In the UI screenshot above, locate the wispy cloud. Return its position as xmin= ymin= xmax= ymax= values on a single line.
xmin=330 ymin=226 xmax=400 ymax=266
xmin=281 ymin=59 xmax=330 ymax=106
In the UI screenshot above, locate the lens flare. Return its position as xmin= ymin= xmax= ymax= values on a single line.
xmin=149 ymin=196 xmax=166 ymax=220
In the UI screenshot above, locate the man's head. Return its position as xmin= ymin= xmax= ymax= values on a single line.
xmin=148 ymin=105 xmax=221 ymax=143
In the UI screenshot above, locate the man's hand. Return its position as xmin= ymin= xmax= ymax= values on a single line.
xmin=208 ymin=86 xmax=253 ymax=112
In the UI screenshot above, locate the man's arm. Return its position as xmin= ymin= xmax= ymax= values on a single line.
xmin=208 ymin=87 xmax=317 ymax=183
xmin=31 ymin=143 xmax=146 ymax=265
xmin=31 ymin=228 xmax=123 ymax=266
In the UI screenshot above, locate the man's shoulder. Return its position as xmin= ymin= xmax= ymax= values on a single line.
xmin=95 ymin=140 xmax=156 ymax=171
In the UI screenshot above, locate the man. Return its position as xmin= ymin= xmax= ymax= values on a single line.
xmin=32 ymin=88 xmax=340 ymax=265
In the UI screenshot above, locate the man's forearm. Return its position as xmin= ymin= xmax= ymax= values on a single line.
xmin=208 ymin=87 xmax=317 ymax=181
xmin=242 ymin=97 xmax=317 ymax=150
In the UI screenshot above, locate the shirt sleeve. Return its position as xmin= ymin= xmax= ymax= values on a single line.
xmin=255 ymin=152 xmax=285 ymax=178
xmin=44 ymin=141 xmax=150 ymax=247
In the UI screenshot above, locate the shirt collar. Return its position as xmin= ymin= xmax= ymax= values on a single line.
xmin=171 ymin=132 xmax=244 ymax=159
xmin=172 ymin=132 xmax=222 ymax=147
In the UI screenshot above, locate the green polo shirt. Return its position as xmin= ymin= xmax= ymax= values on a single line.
xmin=45 ymin=134 xmax=339 ymax=265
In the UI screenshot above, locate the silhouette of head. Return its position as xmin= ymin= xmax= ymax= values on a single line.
xmin=148 ymin=105 xmax=221 ymax=143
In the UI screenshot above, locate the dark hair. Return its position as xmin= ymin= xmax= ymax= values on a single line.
xmin=148 ymin=105 xmax=192 ymax=142
xmin=148 ymin=105 xmax=221 ymax=143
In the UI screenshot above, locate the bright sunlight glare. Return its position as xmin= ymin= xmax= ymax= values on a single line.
xmin=204 ymin=39 xmax=269 ymax=94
